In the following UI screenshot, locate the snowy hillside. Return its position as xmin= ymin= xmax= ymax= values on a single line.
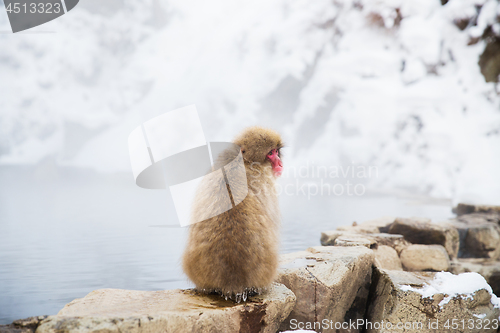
xmin=0 ymin=0 xmax=499 ymax=204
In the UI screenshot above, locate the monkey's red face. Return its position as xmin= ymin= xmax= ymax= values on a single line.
xmin=267 ymin=149 xmax=283 ymax=177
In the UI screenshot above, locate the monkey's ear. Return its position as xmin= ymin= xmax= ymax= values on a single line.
xmin=240 ymin=146 xmax=246 ymax=154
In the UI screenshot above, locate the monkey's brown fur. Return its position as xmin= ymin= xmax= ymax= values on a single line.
xmin=182 ymin=126 xmax=283 ymax=299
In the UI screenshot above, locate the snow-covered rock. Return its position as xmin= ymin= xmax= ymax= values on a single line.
xmin=451 ymin=258 xmax=500 ymax=297
xmin=367 ymin=269 xmax=500 ymax=333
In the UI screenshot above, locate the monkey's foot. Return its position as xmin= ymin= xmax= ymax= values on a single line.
xmin=198 ymin=287 xmax=268 ymax=303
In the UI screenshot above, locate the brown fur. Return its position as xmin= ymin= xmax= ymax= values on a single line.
xmin=182 ymin=126 xmax=283 ymax=299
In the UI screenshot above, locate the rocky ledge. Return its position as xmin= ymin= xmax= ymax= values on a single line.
xmin=37 ymin=283 xmax=295 ymax=333
xmin=2 ymin=203 xmax=500 ymax=333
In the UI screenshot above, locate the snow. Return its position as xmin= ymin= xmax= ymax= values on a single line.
xmin=470 ymin=0 xmax=498 ymax=38
xmin=0 ymin=0 xmax=499 ymax=204
xmin=400 ymin=272 xmax=500 ymax=309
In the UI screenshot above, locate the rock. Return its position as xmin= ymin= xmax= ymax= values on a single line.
xmin=365 ymin=233 xmax=411 ymax=254
xmin=366 ymin=268 xmax=500 ymax=333
xmin=436 ymin=221 xmax=461 ymax=258
xmin=334 ymin=233 xmax=378 ymax=249
xmin=336 ymin=216 xmax=395 ymax=234
xmin=453 ymin=16 xmax=472 ymax=31
xmin=277 ymin=246 xmax=374 ymax=333
xmin=321 ymin=230 xmax=410 ymax=254
xmin=374 ymin=245 xmax=402 ymax=271
xmin=400 ymin=245 xmax=450 ymax=272
xmin=0 ymin=316 xmax=47 ymax=333
xmin=479 ymin=36 xmax=500 ymax=82
xmin=36 ymin=283 xmax=295 ymax=333
xmin=465 ymin=224 xmax=500 ymax=259
xmin=458 ymin=213 xmax=500 ymax=225
xmin=388 ymin=217 xmax=459 ymax=258
xmin=448 ymin=216 xmax=500 ymax=259
xmin=453 ymin=203 xmax=500 ymax=216
xmin=320 ymin=230 xmax=354 ymax=246
xmin=451 ymin=258 xmax=500 ymax=296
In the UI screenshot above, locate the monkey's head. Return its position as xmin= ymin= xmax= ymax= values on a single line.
xmin=234 ymin=126 xmax=284 ymax=177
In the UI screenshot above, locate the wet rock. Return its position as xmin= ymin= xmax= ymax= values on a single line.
xmin=400 ymin=244 xmax=450 ymax=272
xmin=366 ymin=268 xmax=500 ymax=333
xmin=388 ymin=217 xmax=459 ymax=258
xmin=374 ymin=245 xmax=402 ymax=271
xmin=36 ymin=283 xmax=295 ymax=333
xmin=451 ymin=258 xmax=500 ymax=296
xmin=0 ymin=316 xmax=47 ymax=333
xmin=277 ymin=246 xmax=374 ymax=333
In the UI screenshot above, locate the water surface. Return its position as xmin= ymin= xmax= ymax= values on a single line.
xmin=0 ymin=166 xmax=453 ymax=324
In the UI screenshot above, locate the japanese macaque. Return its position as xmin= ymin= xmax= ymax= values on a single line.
xmin=182 ymin=126 xmax=284 ymax=302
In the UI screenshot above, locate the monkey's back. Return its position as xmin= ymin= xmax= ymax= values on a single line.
xmin=182 ymin=166 xmax=279 ymax=295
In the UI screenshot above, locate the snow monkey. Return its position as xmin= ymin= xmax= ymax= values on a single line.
xmin=182 ymin=126 xmax=284 ymax=302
